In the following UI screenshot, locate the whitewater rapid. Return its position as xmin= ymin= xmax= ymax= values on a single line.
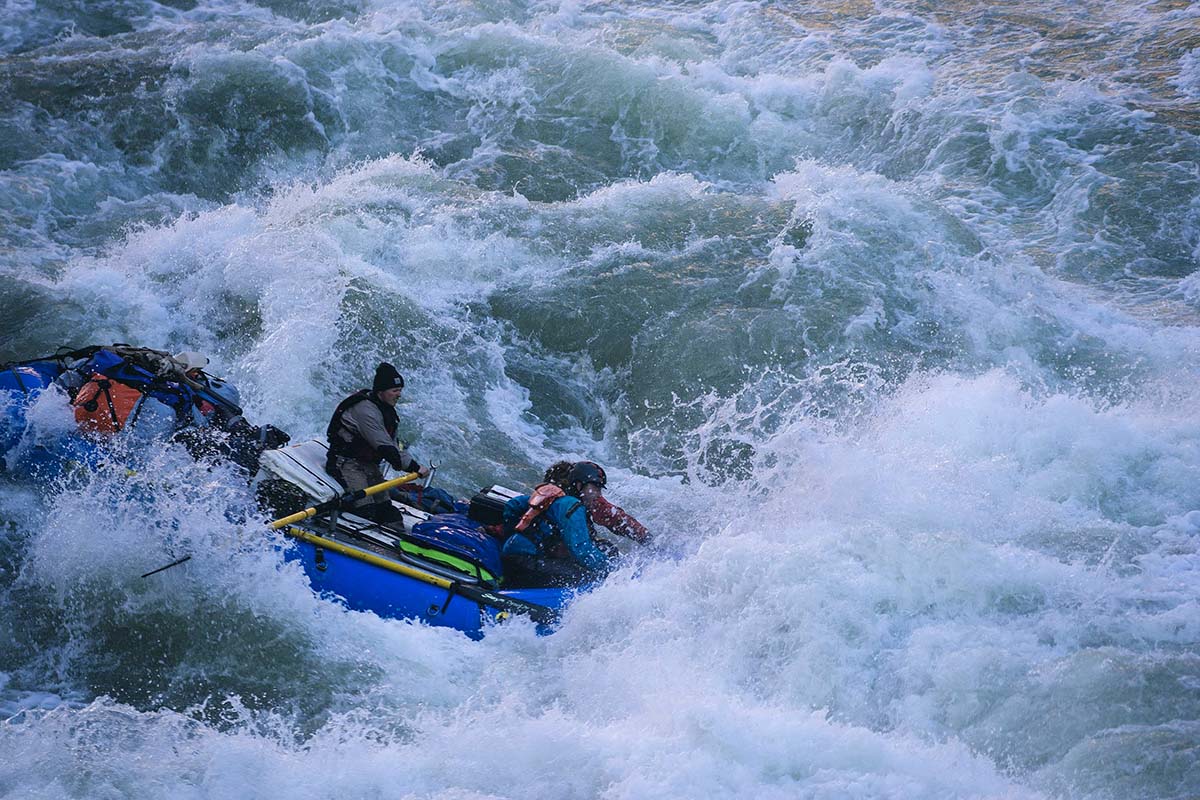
xmin=2 ymin=1 xmax=1199 ymax=798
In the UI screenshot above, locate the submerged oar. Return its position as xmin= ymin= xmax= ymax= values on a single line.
xmin=141 ymin=474 xmax=421 ymax=580
xmin=140 ymin=555 xmax=191 ymax=578
xmin=267 ymin=471 xmax=421 ymax=530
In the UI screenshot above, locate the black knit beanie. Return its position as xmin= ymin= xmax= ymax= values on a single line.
xmin=373 ymin=362 xmax=405 ymax=392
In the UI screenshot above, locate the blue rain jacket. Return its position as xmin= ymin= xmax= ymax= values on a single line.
xmin=501 ymin=494 xmax=609 ymax=573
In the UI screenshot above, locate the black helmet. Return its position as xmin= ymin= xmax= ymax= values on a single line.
xmin=543 ymin=460 xmax=574 ymax=489
xmin=567 ymin=461 xmax=607 ymax=490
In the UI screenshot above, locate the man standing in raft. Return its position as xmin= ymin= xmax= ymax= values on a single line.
xmin=325 ymin=362 xmax=442 ymax=522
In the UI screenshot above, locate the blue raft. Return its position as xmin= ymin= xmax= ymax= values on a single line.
xmin=3 ymin=348 xmax=575 ymax=637
xmin=1 ymin=345 xmax=245 ymax=479
xmin=258 ymin=439 xmax=577 ymax=636
xmin=278 ymin=506 xmax=572 ymax=637
xmin=1 ymin=349 xmax=91 ymax=478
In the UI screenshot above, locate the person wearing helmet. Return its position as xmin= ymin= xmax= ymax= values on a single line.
xmin=561 ymin=461 xmax=651 ymax=545
xmin=325 ymin=362 xmax=432 ymax=522
xmin=498 ymin=460 xmax=649 ymax=587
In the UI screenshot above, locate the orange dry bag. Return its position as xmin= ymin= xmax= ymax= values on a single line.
xmin=73 ymin=374 xmax=144 ymax=434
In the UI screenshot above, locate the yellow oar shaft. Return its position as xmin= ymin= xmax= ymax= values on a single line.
xmin=281 ymin=526 xmax=560 ymax=624
xmin=284 ymin=526 xmax=455 ymax=590
xmin=268 ymin=472 xmax=420 ymax=530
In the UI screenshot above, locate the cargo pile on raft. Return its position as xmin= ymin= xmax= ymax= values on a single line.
xmin=1 ymin=346 xmax=651 ymax=637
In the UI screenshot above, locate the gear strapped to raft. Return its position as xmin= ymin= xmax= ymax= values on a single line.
xmin=1 ymin=344 xmax=289 ymax=473
xmin=73 ymin=376 xmax=139 ymax=433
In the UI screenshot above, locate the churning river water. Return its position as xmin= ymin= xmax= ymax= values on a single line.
xmin=1 ymin=1 xmax=1199 ymax=798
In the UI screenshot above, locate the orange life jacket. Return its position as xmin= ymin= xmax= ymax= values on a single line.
xmin=515 ymin=483 xmax=566 ymax=532
xmin=73 ymin=374 xmax=145 ymax=434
